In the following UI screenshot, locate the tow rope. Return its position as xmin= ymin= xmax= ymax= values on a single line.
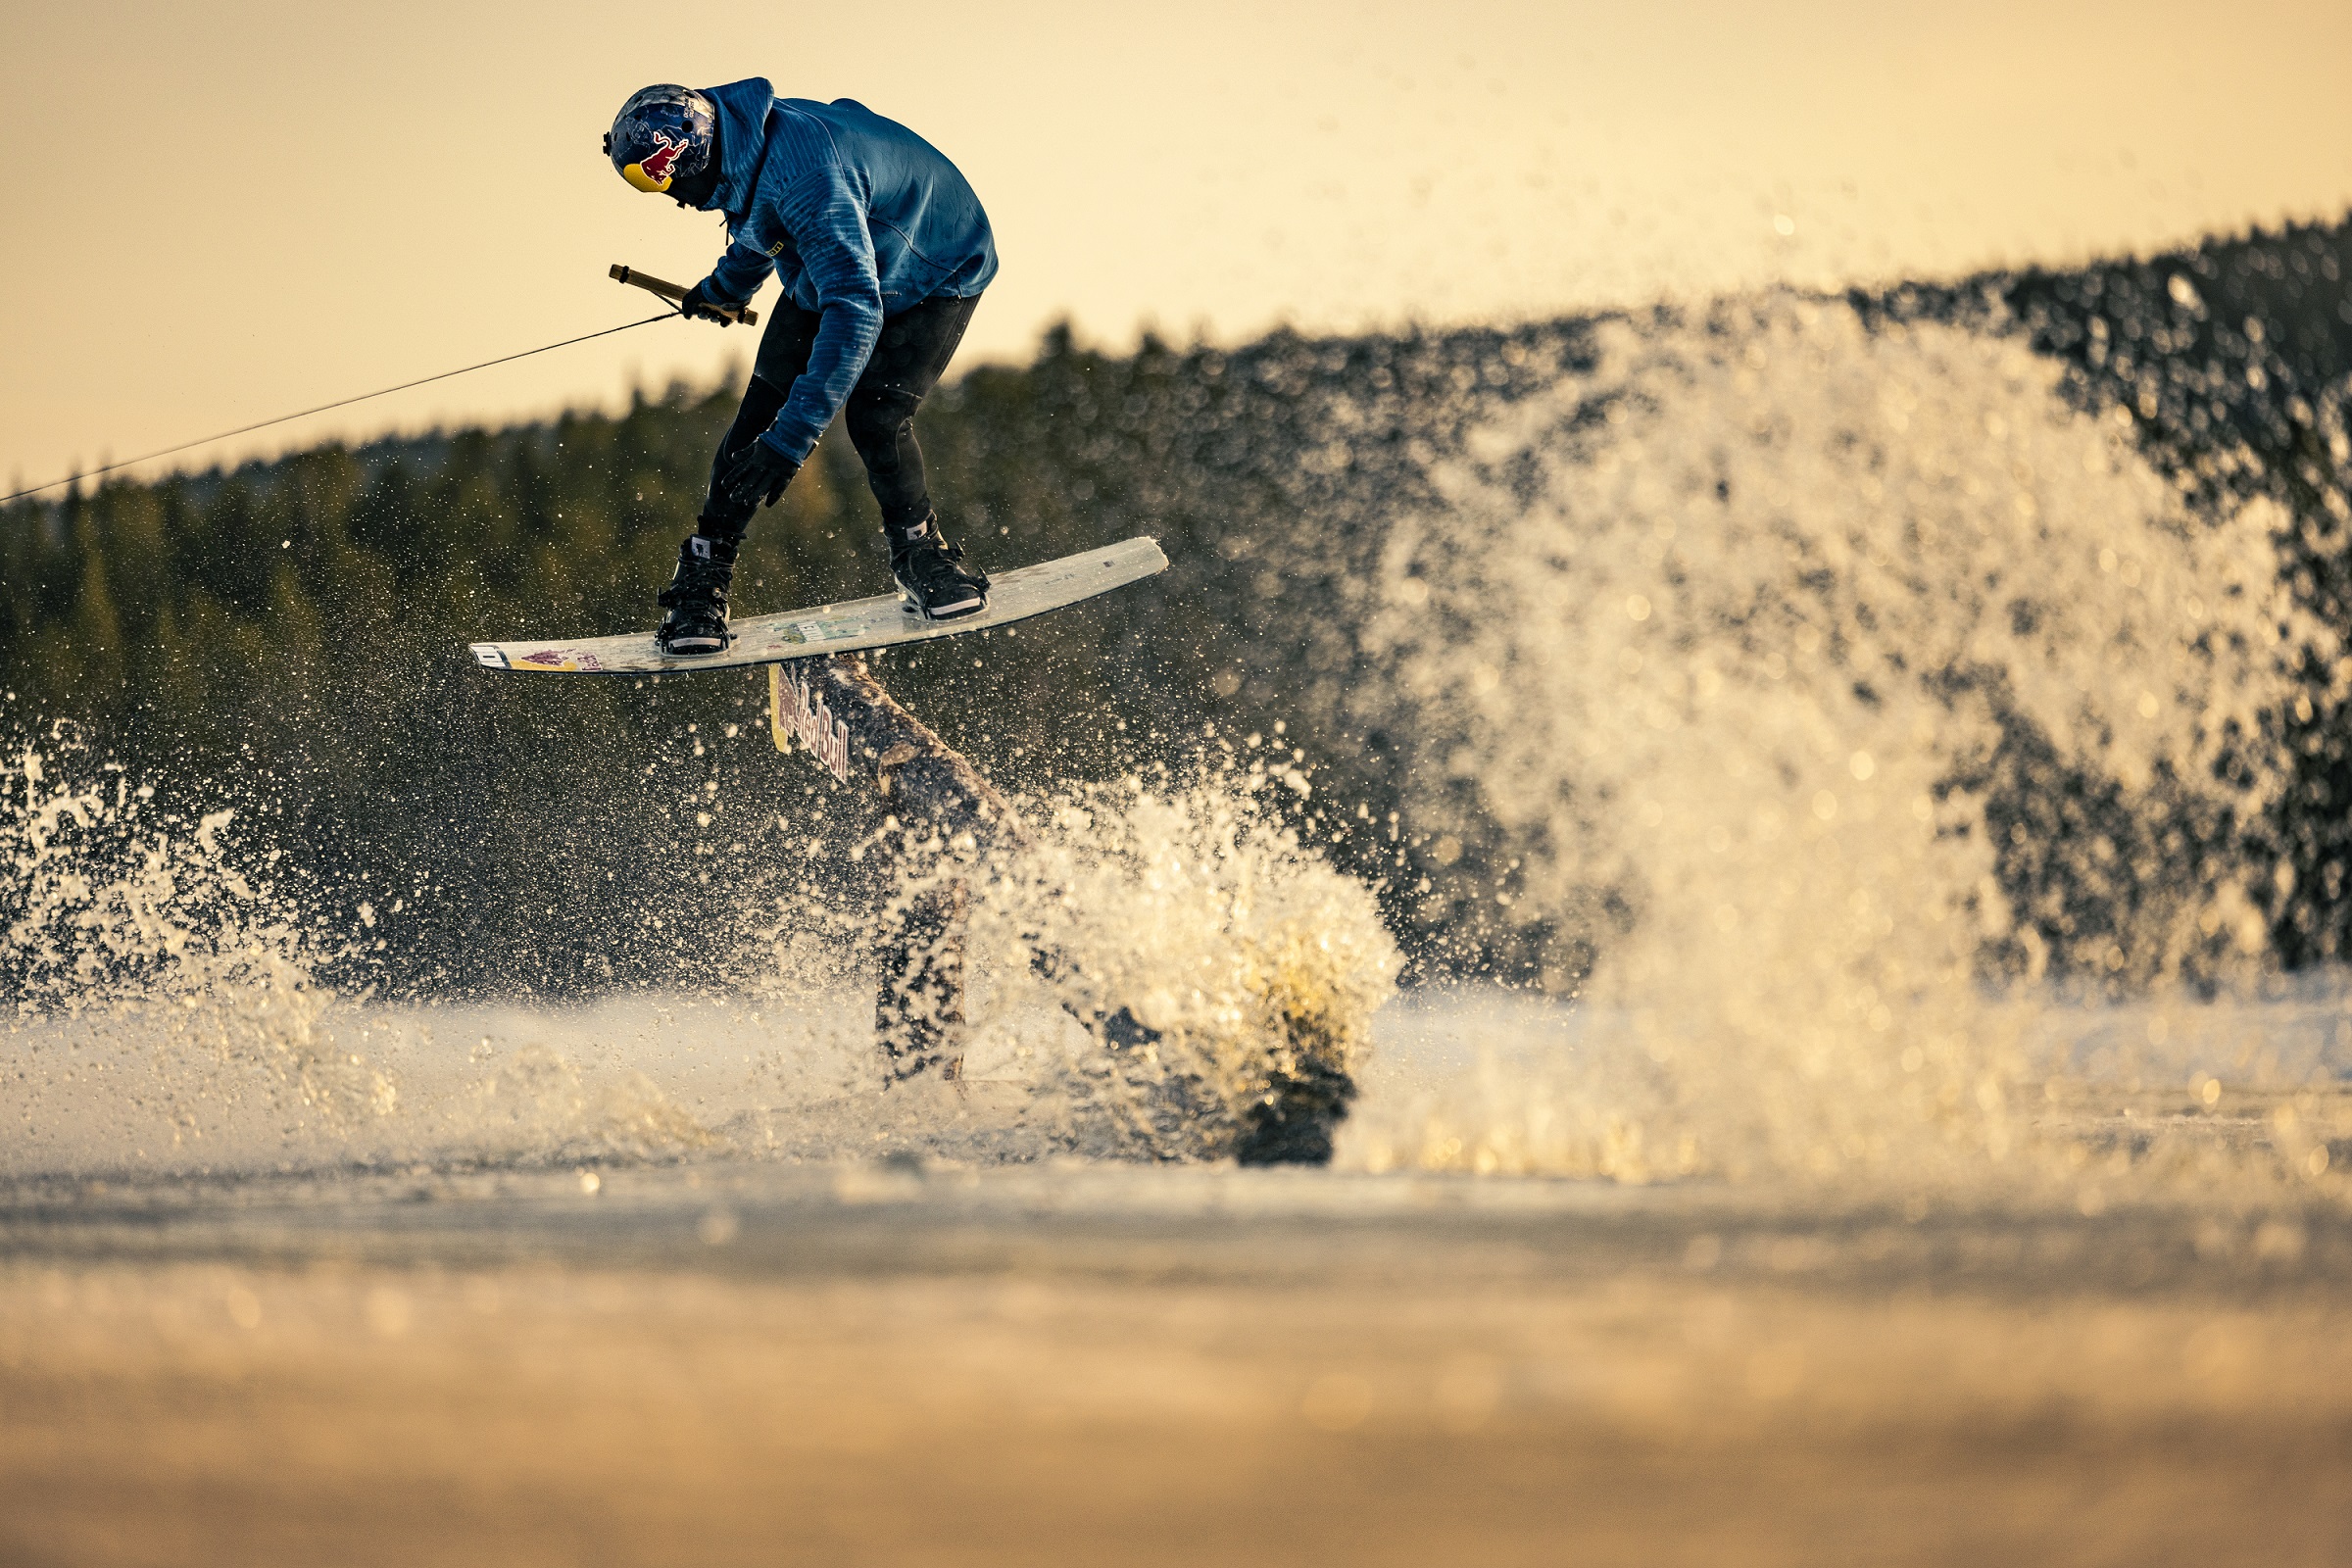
xmin=5 ymin=274 xmax=707 ymax=505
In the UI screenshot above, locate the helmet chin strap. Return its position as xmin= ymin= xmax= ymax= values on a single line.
xmin=664 ymin=123 xmax=723 ymax=209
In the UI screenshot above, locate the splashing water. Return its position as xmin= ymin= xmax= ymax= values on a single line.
xmin=2 ymin=739 xmax=747 ymax=1175
xmin=4 ymin=733 xmax=1400 ymax=1175
xmin=4 ymin=736 xmax=396 ymax=1144
xmin=13 ymin=299 xmax=2347 ymax=1197
xmin=959 ymin=769 xmax=1400 ymax=1161
xmin=1340 ymin=298 xmax=2343 ymax=1187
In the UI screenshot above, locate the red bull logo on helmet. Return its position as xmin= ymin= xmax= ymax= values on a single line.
xmin=621 ymin=132 xmax=690 ymax=194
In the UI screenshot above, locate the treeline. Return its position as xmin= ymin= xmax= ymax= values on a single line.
xmin=6 ymin=215 xmax=2352 ymax=994
xmin=0 ymin=314 xmax=1589 ymax=994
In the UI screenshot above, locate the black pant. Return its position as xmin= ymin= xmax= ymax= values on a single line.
xmin=705 ymin=292 xmax=979 ymax=535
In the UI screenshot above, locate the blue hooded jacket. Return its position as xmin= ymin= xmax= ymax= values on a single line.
xmin=690 ymin=78 xmax=998 ymax=466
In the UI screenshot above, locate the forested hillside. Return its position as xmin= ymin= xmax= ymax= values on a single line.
xmin=7 ymin=217 xmax=2352 ymax=995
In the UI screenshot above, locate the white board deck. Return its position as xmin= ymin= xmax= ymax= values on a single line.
xmin=468 ymin=535 xmax=1167 ymax=675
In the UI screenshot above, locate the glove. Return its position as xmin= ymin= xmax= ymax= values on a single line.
xmin=677 ymin=279 xmax=737 ymax=326
xmin=715 ymin=438 xmax=801 ymax=510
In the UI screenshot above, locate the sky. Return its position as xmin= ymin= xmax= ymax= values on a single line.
xmin=4 ymin=0 xmax=2350 ymax=496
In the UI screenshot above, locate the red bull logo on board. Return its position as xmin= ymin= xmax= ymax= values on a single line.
xmin=769 ymin=662 xmax=852 ymax=785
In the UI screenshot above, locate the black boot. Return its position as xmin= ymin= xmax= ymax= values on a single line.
xmin=656 ymin=531 xmax=739 ymax=655
xmin=887 ymin=514 xmax=990 ymax=621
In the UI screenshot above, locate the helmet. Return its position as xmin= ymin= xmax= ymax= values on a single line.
xmin=605 ymin=84 xmax=717 ymax=195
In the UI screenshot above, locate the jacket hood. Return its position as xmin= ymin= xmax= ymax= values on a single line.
xmin=699 ymin=77 xmax=775 ymax=216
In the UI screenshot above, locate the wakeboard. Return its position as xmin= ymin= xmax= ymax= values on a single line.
xmin=468 ymin=535 xmax=1166 ymax=675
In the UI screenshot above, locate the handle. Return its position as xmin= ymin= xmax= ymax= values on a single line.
xmin=610 ymin=264 xmax=759 ymax=326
